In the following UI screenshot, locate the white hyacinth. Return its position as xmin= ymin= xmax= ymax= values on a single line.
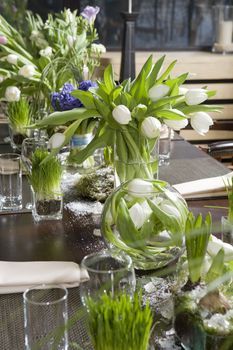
xmin=39 ymin=46 xmax=53 ymax=57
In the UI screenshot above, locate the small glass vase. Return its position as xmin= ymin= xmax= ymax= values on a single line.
xmin=8 ymin=125 xmax=31 ymax=152
xmin=114 ymin=128 xmax=159 ymax=185
xmin=32 ymin=191 xmax=63 ymax=222
xmin=101 ymin=178 xmax=188 ymax=270
xmin=174 ymin=286 xmax=233 ymax=350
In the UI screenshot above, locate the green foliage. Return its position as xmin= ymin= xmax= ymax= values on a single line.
xmin=226 ymin=177 xmax=233 ymax=224
xmin=86 ymin=292 xmax=153 ymax=350
xmin=7 ymin=97 xmax=31 ymax=132
xmin=29 ymin=149 xmax=62 ymax=199
xmin=185 ymin=212 xmax=212 ymax=284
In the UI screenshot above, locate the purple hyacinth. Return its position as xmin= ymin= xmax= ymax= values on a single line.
xmin=81 ymin=6 xmax=100 ymax=23
xmin=51 ymin=81 xmax=97 ymax=111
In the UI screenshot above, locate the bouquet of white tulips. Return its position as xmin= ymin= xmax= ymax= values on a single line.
xmin=33 ymin=55 xmax=220 ymax=182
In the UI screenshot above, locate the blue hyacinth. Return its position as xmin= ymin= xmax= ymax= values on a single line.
xmin=51 ymin=81 xmax=97 ymax=111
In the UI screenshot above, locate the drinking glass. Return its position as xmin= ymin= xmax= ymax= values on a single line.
xmin=23 ymin=285 xmax=68 ymax=350
xmin=21 ymin=138 xmax=48 ymax=209
xmin=80 ymin=249 xmax=136 ymax=307
xmin=0 ymin=153 xmax=22 ymax=210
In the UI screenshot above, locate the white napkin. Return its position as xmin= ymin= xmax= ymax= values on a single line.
xmin=0 ymin=261 xmax=89 ymax=294
xmin=173 ymin=171 xmax=233 ymax=199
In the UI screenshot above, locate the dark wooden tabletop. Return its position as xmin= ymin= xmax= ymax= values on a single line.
xmin=0 ymin=124 xmax=230 ymax=263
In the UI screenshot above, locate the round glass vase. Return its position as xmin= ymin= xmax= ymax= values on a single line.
xmin=32 ymin=190 xmax=63 ymax=222
xmin=68 ymin=133 xmax=94 ymax=171
xmin=174 ymin=285 xmax=233 ymax=350
xmin=114 ymin=128 xmax=159 ymax=186
xmin=101 ymin=178 xmax=188 ymax=270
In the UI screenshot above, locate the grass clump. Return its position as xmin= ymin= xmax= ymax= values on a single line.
xmin=7 ymin=97 xmax=31 ymax=133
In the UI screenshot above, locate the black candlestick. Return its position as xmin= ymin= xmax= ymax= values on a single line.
xmin=120 ymin=12 xmax=139 ymax=82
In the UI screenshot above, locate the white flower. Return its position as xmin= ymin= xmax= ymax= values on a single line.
xmin=160 ymin=201 xmax=181 ymax=219
xmin=190 ymin=112 xmax=213 ymax=135
xmin=7 ymin=54 xmax=18 ymax=65
xmin=148 ymin=84 xmax=170 ymax=102
xmin=185 ymin=88 xmax=208 ymax=106
xmin=18 ymin=65 xmax=35 ymax=78
xmin=0 ymin=75 xmax=5 ymax=83
xmin=129 ymin=201 xmax=152 ymax=229
xmin=91 ymin=43 xmax=106 ymax=54
xmin=141 ymin=116 xmax=161 ymax=139
xmin=5 ymin=86 xmax=21 ymax=102
xmin=112 ymin=105 xmax=131 ymax=125
xmin=164 ymin=118 xmax=188 ymax=131
xmin=39 ymin=46 xmax=53 ymax=57
xmin=36 ymin=37 xmax=49 ymax=49
xmin=128 ymin=178 xmax=154 ymax=198
xmin=67 ymin=35 xmax=76 ymax=47
xmin=207 ymin=235 xmax=233 ymax=261
xmin=178 ymin=86 xmax=188 ymax=95
xmin=83 ymin=65 xmax=89 ymax=80
xmin=48 ymin=133 xmax=65 ymax=149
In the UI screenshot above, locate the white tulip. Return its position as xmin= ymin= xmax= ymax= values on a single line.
xmin=91 ymin=43 xmax=106 ymax=54
xmin=164 ymin=118 xmax=188 ymax=130
xmin=148 ymin=84 xmax=170 ymax=102
xmin=127 ymin=178 xmax=154 ymax=198
xmin=83 ymin=65 xmax=89 ymax=80
xmin=178 ymin=86 xmax=188 ymax=95
xmin=67 ymin=35 xmax=76 ymax=47
xmin=129 ymin=203 xmax=147 ymax=229
xmin=141 ymin=116 xmax=161 ymax=138
xmin=160 ymin=200 xmax=181 ymax=219
xmin=190 ymin=112 xmax=213 ymax=135
xmin=39 ymin=46 xmax=53 ymax=57
xmin=48 ymin=133 xmax=65 ymax=149
xmin=112 ymin=105 xmax=131 ymax=125
xmin=0 ymin=75 xmax=5 ymax=83
xmin=7 ymin=54 xmax=18 ymax=65
xmin=207 ymin=235 xmax=233 ymax=261
xmin=5 ymin=86 xmax=21 ymax=102
xmin=18 ymin=65 xmax=35 ymax=78
xmin=185 ymin=88 xmax=208 ymax=106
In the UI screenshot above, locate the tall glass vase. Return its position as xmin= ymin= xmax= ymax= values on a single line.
xmin=114 ymin=128 xmax=159 ymax=185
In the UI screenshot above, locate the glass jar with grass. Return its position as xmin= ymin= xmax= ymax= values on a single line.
xmin=29 ymin=149 xmax=63 ymax=222
xmin=174 ymin=212 xmax=233 ymax=350
xmin=222 ymin=177 xmax=233 ymax=244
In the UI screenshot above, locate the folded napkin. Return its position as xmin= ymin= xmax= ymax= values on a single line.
xmin=173 ymin=171 xmax=233 ymax=199
xmin=0 ymin=261 xmax=89 ymax=294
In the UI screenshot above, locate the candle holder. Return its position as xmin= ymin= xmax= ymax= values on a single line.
xmin=212 ymin=5 xmax=233 ymax=54
xmin=120 ymin=12 xmax=139 ymax=82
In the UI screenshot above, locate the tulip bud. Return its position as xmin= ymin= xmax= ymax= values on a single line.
xmin=5 ymin=86 xmax=21 ymax=102
xmin=0 ymin=75 xmax=5 ymax=83
xmin=0 ymin=36 xmax=7 ymax=45
xmin=141 ymin=116 xmax=161 ymax=138
xmin=112 ymin=105 xmax=131 ymax=125
xmin=185 ymin=88 xmax=208 ymax=106
xmin=178 ymin=86 xmax=188 ymax=95
xmin=160 ymin=201 xmax=181 ymax=219
xmin=148 ymin=84 xmax=170 ymax=102
xmin=67 ymin=35 xmax=76 ymax=47
xmin=129 ymin=201 xmax=152 ymax=229
xmin=39 ymin=46 xmax=53 ymax=57
xmin=190 ymin=112 xmax=213 ymax=135
xmin=91 ymin=43 xmax=106 ymax=54
xmin=164 ymin=117 xmax=188 ymax=131
xmin=7 ymin=54 xmax=18 ymax=65
xmin=18 ymin=65 xmax=35 ymax=78
xmin=48 ymin=133 xmax=65 ymax=149
xmin=128 ymin=178 xmax=154 ymax=198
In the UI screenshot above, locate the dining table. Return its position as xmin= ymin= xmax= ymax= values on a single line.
xmin=0 ymin=123 xmax=231 ymax=350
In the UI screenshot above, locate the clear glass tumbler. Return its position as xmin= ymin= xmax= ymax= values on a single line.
xmin=80 ymin=249 xmax=136 ymax=307
xmin=0 ymin=153 xmax=22 ymax=210
xmin=213 ymin=5 xmax=233 ymax=52
xmin=23 ymin=285 xmax=68 ymax=350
